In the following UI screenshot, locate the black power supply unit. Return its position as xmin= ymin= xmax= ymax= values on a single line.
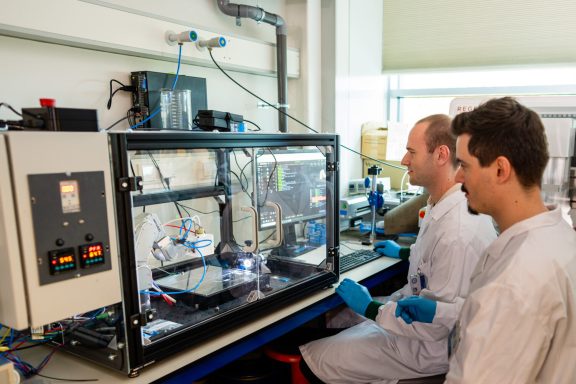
xmin=22 ymin=107 xmax=98 ymax=132
xmin=196 ymin=110 xmax=244 ymax=132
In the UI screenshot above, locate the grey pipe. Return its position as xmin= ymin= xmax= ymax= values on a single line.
xmin=217 ymin=0 xmax=288 ymax=132
xmin=276 ymin=33 xmax=287 ymax=133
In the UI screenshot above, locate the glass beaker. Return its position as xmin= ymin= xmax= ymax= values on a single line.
xmin=160 ymin=89 xmax=193 ymax=130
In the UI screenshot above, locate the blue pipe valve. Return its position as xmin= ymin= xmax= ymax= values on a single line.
xmin=368 ymin=189 xmax=384 ymax=209
xmin=365 ymin=177 xmax=385 ymax=209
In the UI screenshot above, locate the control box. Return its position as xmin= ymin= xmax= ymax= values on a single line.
xmin=130 ymin=71 xmax=207 ymax=129
xmin=0 ymin=132 xmax=121 ymax=329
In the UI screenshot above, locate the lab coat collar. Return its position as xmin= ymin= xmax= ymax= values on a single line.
xmin=427 ymin=183 xmax=465 ymax=222
xmin=479 ymin=206 xmax=562 ymax=270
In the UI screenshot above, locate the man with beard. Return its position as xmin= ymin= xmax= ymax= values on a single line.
xmin=395 ymin=97 xmax=576 ymax=383
xmin=299 ymin=114 xmax=497 ymax=383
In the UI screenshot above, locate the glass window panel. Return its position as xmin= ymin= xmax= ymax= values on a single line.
xmin=397 ymin=67 xmax=576 ymax=90
xmin=396 ymin=97 xmax=454 ymax=127
xmin=127 ymin=144 xmax=334 ymax=347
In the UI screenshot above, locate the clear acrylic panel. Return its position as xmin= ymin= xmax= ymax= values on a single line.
xmin=128 ymin=144 xmax=334 ymax=347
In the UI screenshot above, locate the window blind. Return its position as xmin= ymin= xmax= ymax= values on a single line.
xmin=383 ymin=0 xmax=576 ymax=71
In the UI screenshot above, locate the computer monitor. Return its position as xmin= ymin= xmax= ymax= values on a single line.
xmin=255 ymin=149 xmax=327 ymax=230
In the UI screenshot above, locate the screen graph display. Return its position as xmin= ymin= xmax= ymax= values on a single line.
xmin=256 ymin=149 xmax=327 ymax=229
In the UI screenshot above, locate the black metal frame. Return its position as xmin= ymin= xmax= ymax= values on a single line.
xmin=108 ymin=132 xmax=340 ymax=374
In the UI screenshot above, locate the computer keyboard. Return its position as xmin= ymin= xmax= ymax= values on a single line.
xmin=339 ymin=249 xmax=383 ymax=273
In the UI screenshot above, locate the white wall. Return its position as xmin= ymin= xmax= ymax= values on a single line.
xmin=322 ymin=0 xmax=388 ymax=195
xmin=1 ymin=35 xmax=282 ymax=131
xmin=0 ymin=0 xmax=308 ymax=133
xmin=285 ymin=0 xmax=323 ymax=133
xmin=91 ymin=0 xmax=283 ymax=43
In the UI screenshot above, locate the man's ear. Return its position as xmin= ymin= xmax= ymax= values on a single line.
xmin=494 ymin=156 xmax=512 ymax=183
xmin=436 ymin=145 xmax=450 ymax=165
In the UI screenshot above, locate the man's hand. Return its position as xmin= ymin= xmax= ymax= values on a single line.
xmin=395 ymin=296 xmax=437 ymax=324
xmin=374 ymin=240 xmax=410 ymax=260
xmin=335 ymin=278 xmax=372 ymax=315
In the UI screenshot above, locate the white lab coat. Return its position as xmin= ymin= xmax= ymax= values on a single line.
xmin=434 ymin=207 xmax=576 ymax=383
xmin=300 ymin=186 xmax=497 ymax=384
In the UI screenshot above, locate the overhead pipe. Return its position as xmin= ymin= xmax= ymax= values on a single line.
xmin=217 ymin=0 xmax=288 ymax=133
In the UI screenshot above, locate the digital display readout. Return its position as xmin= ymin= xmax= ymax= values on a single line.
xmin=48 ymin=248 xmax=77 ymax=275
xmin=79 ymin=242 xmax=105 ymax=268
xmin=61 ymin=184 xmax=76 ymax=193
xmin=59 ymin=179 xmax=81 ymax=213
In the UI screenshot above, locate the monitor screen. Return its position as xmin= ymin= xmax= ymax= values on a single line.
xmin=255 ymin=149 xmax=327 ymax=229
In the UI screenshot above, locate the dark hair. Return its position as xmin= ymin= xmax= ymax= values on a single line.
xmin=451 ymin=97 xmax=549 ymax=188
xmin=417 ymin=114 xmax=457 ymax=167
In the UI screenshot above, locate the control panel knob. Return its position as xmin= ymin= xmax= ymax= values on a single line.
xmin=55 ymin=238 xmax=65 ymax=246
xmin=85 ymin=233 xmax=94 ymax=242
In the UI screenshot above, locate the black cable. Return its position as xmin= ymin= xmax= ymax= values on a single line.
xmin=342 ymin=146 xmax=405 ymax=170
xmin=0 ymin=102 xmax=22 ymax=117
xmin=262 ymin=231 xmax=276 ymax=244
xmin=147 ymin=152 xmax=184 ymax=218
xmin=5 ymin=341 xmax=51 ymax=352
xmin=208 ymin=49 xmax=317 ymax=133
xmin=107 ymin=88 xmax=124 ymax=108
xmin=176 ymin=202 xmax=219 ymax=216
xmin=107 ymin=79 xmax=135 ymax=110
xmin=0 ymin=120 xmax=24 ymax=130
xmin=230 ymin=169 xmax=252 ymax=202
xmin=244 ymin=119 xmax=261 ymax=131
xmin=231 ymin=151 xmax=247 ymax=190
xmin=208 ymin=49 xmax=406 ymax=171
xmin=129 ymin=160 xmax=137 ymax=179
xmin=0 ymin=102 xmax=55 ymax=124
xmin=128 ymin=159 xmax=144 ymax=199
xmin=175 ymin=202 xmax=192 ymax=218
xmin=36 ymin=373 xmax=98 ymax=382
xmin=240 ymin=156 xmax=254 ymax=193
xmin=105 ymin=114 xmax=134 ymax=131
xmin=258 ymin=148 xmax=277 ymax=208
xmin=259 ymin=230 xmax=279 ymax=251
xmin=148 ymin=153 xmax=169 ymax=190
xmin=239 ymin=154 xmax=257 ymax=208
xmin=231 ymin=150 xmax=251 ymax=195
xmin=107 ymin=79 xmax=126 ymax=109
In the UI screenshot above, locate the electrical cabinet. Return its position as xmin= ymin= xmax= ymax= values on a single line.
xmin=0 ymin=132 xmax=121 ymax=330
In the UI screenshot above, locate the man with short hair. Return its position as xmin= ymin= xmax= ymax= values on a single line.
xmin=299 ymin=114 xmax=497 ymax=383
xmin=396 ymin=97 xmax=576 ymax=383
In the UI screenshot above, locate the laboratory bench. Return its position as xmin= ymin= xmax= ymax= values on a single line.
xmin=21 ymin=241 xmax=409 ymax=383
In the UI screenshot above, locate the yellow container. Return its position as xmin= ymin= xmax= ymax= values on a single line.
xmin=363 ymin=159 xmax=407 ymax=190
xmin=361 ymin=125 xmax=388 ymax=160
xmin=360 ymin=123 xmax=407 ymax=190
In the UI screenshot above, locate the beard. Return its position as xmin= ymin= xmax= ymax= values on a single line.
xmin=461 ymin=184 xmax=479 ymax=215
xmin=467 ymin=205 xmax=479 ymax=215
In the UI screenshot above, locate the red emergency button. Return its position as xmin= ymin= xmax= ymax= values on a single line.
xmin=39 ymin=98 xmax=56 ymax=107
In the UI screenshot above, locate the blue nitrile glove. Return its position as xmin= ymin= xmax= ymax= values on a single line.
xmin=373 ymin=240 xmax=410 ymax=260
xmin=395 ymin=296 xmax=437 ymax=324
xmin=335 ymin=278 xmax=372 ymax=315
